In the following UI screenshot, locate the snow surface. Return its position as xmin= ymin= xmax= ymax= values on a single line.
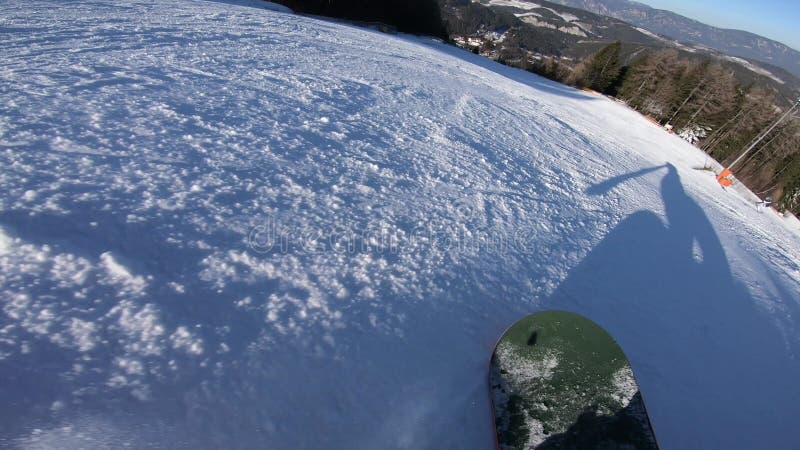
xmin=485 ymin=0 xmax=541 ymax=12
xmin=720 ymin=54 xmax=785 ymax=85
xmin=541 ymin=7 xmax=579 ymax=23
xmin=1 ymin=0 xmax=800 ymax=448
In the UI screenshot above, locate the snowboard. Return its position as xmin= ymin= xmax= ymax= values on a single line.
xmin=489 ymin=310 xmax=658 ymax=450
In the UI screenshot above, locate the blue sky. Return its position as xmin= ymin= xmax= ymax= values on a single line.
xmin=637 ymin=0 xmax=800 ymax=51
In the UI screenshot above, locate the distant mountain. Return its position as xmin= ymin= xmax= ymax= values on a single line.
xmin=441 ymin=0 xmax=799 ymax=98
xmin=546 ymin=0 xmax=800 ymax=78
xmin=468 ymin=0 xmax=662 ymax=45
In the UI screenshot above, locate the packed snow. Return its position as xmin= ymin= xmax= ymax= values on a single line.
xmin=1 ymin=0 xmax=799 ymax=449
xmin=516 ymin=15 xmax=588 ymax=38
xmin=485 ymin=0 xmax=541 ymax=11
xmin=610 ymin=366 xmax=638 ymax=407
xmin=494 ymin=342 xmax=560 ymax=383
xmin=540 ymin=7 xmax=580 ymax=23
xmin=720 ymin=54 xmax=785 ymax=85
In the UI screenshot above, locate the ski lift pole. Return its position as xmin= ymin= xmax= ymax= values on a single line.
xmin=717 ymin=97 xmax=800 ymax=187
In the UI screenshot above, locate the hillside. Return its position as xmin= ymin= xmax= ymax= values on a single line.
xmin=548 ymin=0 xmax=800 ymax=78
xmin=442 ymin=0 xmax=662 ymax=56
xmin=448 ymin=0 xmax=799 ymax=98
xmin=2 ymin=0 xmax=800 ymax=449
xmin=442 ymin=0 xmax=800 ymax=211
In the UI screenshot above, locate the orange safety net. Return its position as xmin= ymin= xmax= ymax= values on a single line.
xmin=717 ymin=168 xmax=733 ymax=186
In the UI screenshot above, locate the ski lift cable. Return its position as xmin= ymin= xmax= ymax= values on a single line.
xmin=716 ymin=98 xmax=800 ymax=187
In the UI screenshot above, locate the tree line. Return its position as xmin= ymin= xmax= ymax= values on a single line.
xmin=524 ymin=44 xmax=800 ymax=214
xmin=272 ymin=0 xmax=448 ymax=39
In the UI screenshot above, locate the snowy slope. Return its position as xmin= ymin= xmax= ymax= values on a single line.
xmin=1 ymin=0 xmax=799 ymax=448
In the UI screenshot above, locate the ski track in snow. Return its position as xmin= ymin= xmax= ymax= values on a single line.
xmin=1 ymin=0 xmax=799 ymax=448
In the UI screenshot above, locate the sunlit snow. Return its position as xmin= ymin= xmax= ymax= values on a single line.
xmin=1 ymin=0 xmax=800 ymax=449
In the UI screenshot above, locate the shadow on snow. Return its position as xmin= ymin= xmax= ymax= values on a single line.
xmin=545 ymin=163 xmax=800 ymax=449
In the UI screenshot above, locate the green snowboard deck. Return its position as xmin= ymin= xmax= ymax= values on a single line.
xmin=490 ymin=311 xmax=658 ymax=450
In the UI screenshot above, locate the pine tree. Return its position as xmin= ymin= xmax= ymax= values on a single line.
xmin=680 ymin=63 xmax=737 ymax=130
xmin=702 ymin=86 xmax=777 ymax=161
xmin=574 ymin=42 xmax=622 ymax=94
xmin=277 ymin=0 xmax=448 ymax=39
xmin=619 ymin=49 xmax=685 ymax=118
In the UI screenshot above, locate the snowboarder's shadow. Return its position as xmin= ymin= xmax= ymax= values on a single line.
xmin=537 ymin=392 xmax=656 ymax=450
xmin=547 ymin=163 xmax=800 ymax=448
